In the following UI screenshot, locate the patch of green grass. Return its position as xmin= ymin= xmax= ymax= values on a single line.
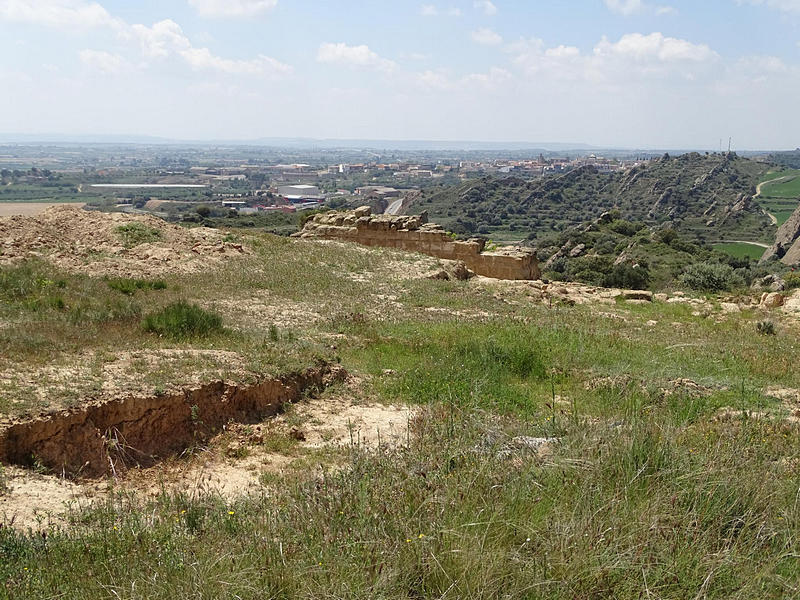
xmin=759 ymin=172 xmax=800 ymax=198
xmin=142 ymin=301 xmax=224 ymax=339
xmin=115 ymin=222 xmax=163 ymax=248
xmin=107 ymin=277 xmax=167 ymax=295
xmin=713 ymin=242 xmax=766 ymax=260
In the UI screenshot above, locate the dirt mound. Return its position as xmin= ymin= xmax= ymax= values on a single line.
xmin=0 ymin=206 xmax=250 ymax=277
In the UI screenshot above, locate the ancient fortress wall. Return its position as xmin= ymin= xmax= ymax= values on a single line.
xmin=294 ymin=207 xmax=540 ymax=281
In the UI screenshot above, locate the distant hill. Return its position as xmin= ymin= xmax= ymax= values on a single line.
xmin=767 ymin=150 xmax=800 ymax=169
xmin=413 ymin=152 xmax=773 ymax=246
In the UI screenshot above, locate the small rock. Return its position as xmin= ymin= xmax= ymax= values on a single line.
xmin=510 ymin=436 xmax=558 ymax=451
xmin=568 ymin=243 xmax=586 ymax=258
xmin=289 ymin=427 xmax=307 ymax=441
xmin=719 ymin=302 xmax=740 ymax=314
xmin=646 ymin=320 xmax=658 ymax=326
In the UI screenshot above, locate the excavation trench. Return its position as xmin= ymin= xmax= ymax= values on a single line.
xmin=0 ymin=364 xmax=346 ymax=479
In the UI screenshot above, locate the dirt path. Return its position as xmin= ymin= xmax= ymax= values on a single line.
xmin=755 ymin=179 xmax=783 ymax=226
xmin=714 ymin=239 xmax=770 ymax=249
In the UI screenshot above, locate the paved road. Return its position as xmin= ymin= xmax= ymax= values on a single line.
xmin=385 ymin=198 xmax=404 ymax=215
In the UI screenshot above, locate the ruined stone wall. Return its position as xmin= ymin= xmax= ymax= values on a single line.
xmin=294 ymin=207 xmax=540 ymax=281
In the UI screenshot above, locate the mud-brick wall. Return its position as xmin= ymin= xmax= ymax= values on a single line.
xmin=305 ymin=218 xmax=540 ymax=281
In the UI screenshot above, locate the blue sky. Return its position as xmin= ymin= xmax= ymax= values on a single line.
xmin=1 ymin=0 xmax=800 ymax=149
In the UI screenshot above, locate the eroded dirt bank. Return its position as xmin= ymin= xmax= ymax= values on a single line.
xmin=0 ymin=364 xmax=345 ymax=478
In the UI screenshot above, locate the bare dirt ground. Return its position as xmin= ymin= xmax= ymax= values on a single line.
xmin=0 ymin=205 xmax=250 ymax=277
xmin=0 ymin=202 xmax=85 ymax=217
xmin=0 ymin=377 xmax=413 ymax=530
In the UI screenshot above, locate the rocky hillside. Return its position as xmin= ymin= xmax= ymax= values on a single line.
xmin=413 ymin=152 xmax=773 ymax=245
xmin=762 ymin=203 xmax=800 ymax=265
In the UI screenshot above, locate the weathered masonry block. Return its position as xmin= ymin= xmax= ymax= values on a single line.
xmin=293 ymin=207 xmax=540 ymax=281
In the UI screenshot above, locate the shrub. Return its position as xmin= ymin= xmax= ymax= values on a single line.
xmin=142 ymin=302 xmax=223 ymax=338
xmin=784 ymin=271 xmax=800 ymax=290
xmin=115 ymin=223 xmax=162 ymax=248
xmin=608 ymin=220 xmax=643 ymax=236
xmin=679 ymin=262 xmax=743 ymax=292
xmin=756 ymin=320 xmax=776 ymax=335
xmin=603 ymin=264 xmax=650 ymax=290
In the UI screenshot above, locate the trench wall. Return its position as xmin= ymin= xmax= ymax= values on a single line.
xmin=0 ymin=365 xmax=345 ymax=478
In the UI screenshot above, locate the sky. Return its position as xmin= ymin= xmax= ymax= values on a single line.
xmin=1 ymin=0 xmax=800 ymax=149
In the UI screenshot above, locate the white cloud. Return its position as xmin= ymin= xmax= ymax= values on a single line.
xmin=510 ymin=32 xmax=719 ymax=84
xmin=188 ymin=0 xmax=278 ymax=18
xmin=474 ymin=0 xmax=497 ymax=15
xmin=0 ymin=0 xmax=119 ymax=29
xmin=737 ymin=0 xmax=800 ymax=14
xmin=655 ymin=5 xmax=677 ymax=14
xmin=604 ymin=0 xmax=644 ymax=14
xmin=420 ymin=4 xmax=461 ymax=16
xmin=415 ymin=66 xmax=512 ymax=92
xmin=605 ymin=0 xmax=677 ymax=16
xmin=79 ymin=49 xmax=124 ymax=73
xmin=471 ymin=28 xmax=503 ymax=45
xmin=317 ymin=42 xmax=396 ymax=72
xmin=0 ymin=1 xmax=290 ymax=77
xmin=128 ymin=19 xmax=292 ymax=76
xmin=594 ymin=32 xmax=718 ymax=63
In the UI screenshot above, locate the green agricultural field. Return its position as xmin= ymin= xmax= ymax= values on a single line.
xmin=759 ymin=171 xmax=800 ymax=198
xmin=712 ymin=242 xmax=767 ymax=260
xmin=757 ymin=170 xmax=800 ymax=225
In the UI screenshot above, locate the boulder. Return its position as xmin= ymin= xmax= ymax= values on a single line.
xmin=761 ymin=292 xmax=785 ymax=309
xmin=622 ymin=290 xmax=653 ymax=302
xmin=354 ymin=205 xmax=372 ymax=218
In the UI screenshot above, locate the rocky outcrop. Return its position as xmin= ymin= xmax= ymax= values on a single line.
xmin=294 ymin=207 xmax=540 ymax=281
xmin=761 ymin=205 xmax=800 ymax=265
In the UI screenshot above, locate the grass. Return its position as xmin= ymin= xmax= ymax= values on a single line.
xmin=2 ymin=351 xmax=799 ymax=598
xmin=141 ymin=301 xmax=224 ymax=339
xmin=758 ymin=170 xmax=800 ymax=225
xmin=713 ymin=242 xmax=766 ymax=260
xmin=759 ymin=171 xmax=800 ymax=198
xmin=115 ymin=223 xmax=163 ymax=248
xmin=4 ymin=230 xmax=800 ymax=597
xmin=107 ymin=277 xmax=167 ymax=295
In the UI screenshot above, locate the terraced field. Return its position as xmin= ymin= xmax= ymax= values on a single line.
xmin=757 ymin=170 xmax=800 ymax=226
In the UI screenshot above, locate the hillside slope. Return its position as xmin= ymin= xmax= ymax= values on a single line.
xmin=414 ymin=152 xmax=773 ymax=245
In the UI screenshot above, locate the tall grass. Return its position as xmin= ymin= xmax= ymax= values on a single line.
xmin=142 ymin=301 xmax=224 ymax=339
xmin=2 ymin=403 xmax=798 ymax=599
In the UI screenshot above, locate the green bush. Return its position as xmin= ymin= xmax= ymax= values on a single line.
xmin=784 ymin=271 xmax=800 ymax=290
xmin=603 ymin=263 xmax=650 ymax=290
xmin=142 ymin=302 xmax=223 ymax=338
xmin=679 ymin=261 xmax=743 ymax=292
xmin=115 ymin=223 xmax=163 ymax=248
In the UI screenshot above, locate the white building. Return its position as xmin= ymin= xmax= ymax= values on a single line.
xmin=277 ymin=184 xmax=323 ymax=201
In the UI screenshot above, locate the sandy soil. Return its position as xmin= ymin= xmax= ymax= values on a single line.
xmin=0 ymin=205 xmax=250 ymax=277
xmin=0 ymin=380 xmax=414 ymax=530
